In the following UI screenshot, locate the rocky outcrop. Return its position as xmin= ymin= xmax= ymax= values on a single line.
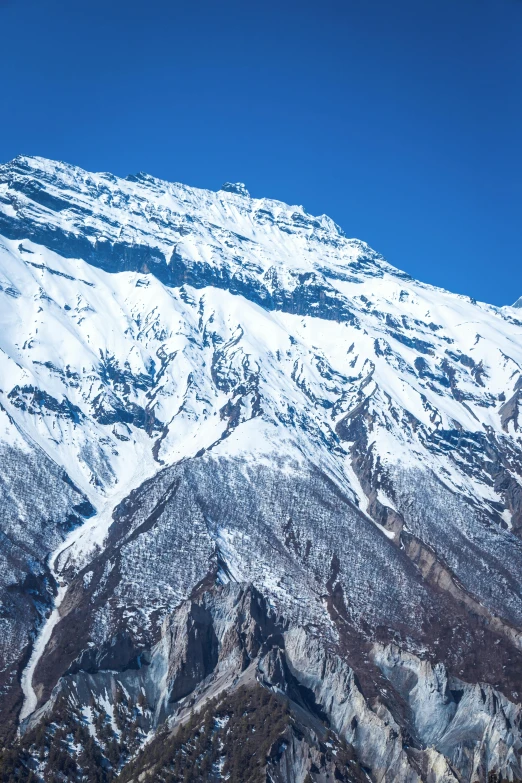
xmin=9 ymin=582 xmax=522 ymax=782
xmin=373 ymin=645 xmax=522 ymax=782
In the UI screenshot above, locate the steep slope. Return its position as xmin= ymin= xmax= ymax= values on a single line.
xmin=0 ymin=155 xmax=522 ymax=780
xmin=5 ymin=583 xmax=522 ymax=783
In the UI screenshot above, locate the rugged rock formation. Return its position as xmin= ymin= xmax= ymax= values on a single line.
xmin=5 ymin=583 xmax=522 ymax=782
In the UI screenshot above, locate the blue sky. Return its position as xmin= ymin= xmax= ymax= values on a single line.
xmin=0 ymin=0 xmax=520 ymax=305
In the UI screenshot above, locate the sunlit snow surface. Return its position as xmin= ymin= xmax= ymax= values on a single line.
xmin=1 ymin=156 xmax=522 ymax=721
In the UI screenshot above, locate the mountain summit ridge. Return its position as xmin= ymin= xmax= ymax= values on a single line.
xmin=1 ymin=156 xmax=522 ymax=782
xmin=2 ymin=154 xmax=516 ymax=307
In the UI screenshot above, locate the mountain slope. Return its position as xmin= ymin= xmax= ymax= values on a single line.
xmin=0 ymin=155 xmax=522 ymax=781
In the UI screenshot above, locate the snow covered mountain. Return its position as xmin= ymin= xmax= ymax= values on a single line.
xmin=1 ymin=155 xmax=522 ymax=782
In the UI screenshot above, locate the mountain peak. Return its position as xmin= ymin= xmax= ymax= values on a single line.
xmin=2 ymin=155 xmax=522 ymax=781
xmin=220 ymin=181 xmax=250 ymax=197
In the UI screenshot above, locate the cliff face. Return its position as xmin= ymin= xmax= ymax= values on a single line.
xmin=1 ymin=156 xmax=522 ymax=780
xmin=11 ymin=583 xmax=522 ymax=783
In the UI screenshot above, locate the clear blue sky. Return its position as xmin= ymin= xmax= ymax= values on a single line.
xmin=0 ymin=0 xmax=520 ymax=305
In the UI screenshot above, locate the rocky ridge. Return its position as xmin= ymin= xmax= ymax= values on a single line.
xmin=6 ymin=583 xmax=522 ymax=783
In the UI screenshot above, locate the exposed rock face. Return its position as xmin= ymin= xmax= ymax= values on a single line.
xmin=373 ymin=645 xmax=522 ymax=782
xmin=0 ymin=155 xmax=522 ymax=779
xmin=11 ymin=583 xmax=522 ymax=782
xmin=220 ymin=182 xmax=250 ymax=197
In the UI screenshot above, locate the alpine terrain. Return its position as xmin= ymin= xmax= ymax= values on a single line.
xmin=1 ymin=155 xmax=522 ymax=783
